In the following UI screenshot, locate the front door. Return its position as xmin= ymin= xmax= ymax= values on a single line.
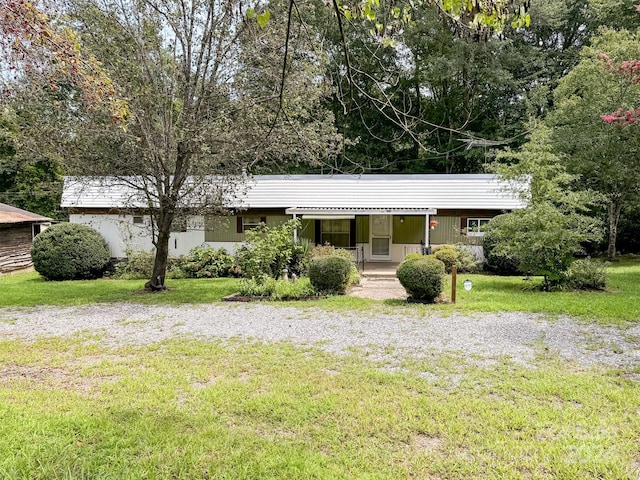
xmin=370 ymin=215 xmax=392 ymax=260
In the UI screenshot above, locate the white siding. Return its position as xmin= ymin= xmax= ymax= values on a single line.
xmin=70 ymin=214 xmax=206 ymax=258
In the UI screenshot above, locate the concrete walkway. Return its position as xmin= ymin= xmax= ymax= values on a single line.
xmin=347 ymin=277 xmax=407 ymax=300
xmin=348 ymin=262 xmax=406 ymax=300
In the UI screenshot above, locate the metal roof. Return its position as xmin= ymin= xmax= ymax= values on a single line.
xmin=0 ymin=203 xmax=52 ymax=225
xmin=285 ymin=207 xmax=438 ymax=215
xmin=61 ymin=174 xmax=527 ymax=211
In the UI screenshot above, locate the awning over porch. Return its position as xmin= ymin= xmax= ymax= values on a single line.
xmin=285 ymin=207 xmax=438 ymax=217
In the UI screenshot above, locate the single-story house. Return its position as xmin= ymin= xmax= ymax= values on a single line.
xmin=0 ymin=203 xmax=53 ymax=273
xmin=61 ymin=174 xmax=527 ymax=263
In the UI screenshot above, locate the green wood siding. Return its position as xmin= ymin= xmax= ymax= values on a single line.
xmin=269 ymin=215 xmax=291 ymax=227
xmin=203 ymin=214 xmax=484 ymax=246
xmin=299 ymin=219 xmax=315 ymax=243
xmin=429 ymin=216 xmax=483 ymax=246
xmin=356 ymin=215 xmax=369 ymax=243
xmin=205 ymin=215 xmax=293 ymax=242
xmin=205 ymin=216 xmax=242 ymax=242
xmin=393 ymin=215 xmax=425 ymax=244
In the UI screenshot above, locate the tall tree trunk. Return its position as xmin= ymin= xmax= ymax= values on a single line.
xmin=607 ymin=196 xmax=623 ymax=261
xmin=146 ymin=209 xmax=175 ymax=291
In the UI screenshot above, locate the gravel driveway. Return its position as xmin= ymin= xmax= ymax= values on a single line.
xmin=1 ymin=303 xmax=638 ymax=372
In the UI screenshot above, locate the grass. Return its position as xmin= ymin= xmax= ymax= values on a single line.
xmin=1 ymin=263 xmax=638 ymax=477
xmin=0 ymin=272 xmax=240 ymax=306
xmin=436 ymin=257 xmax=640 ymax=324
xmin=0 ymin=337 xmax=638 ymax=479
xmin=1 ymin=258 xmax=639 ymax=323
xmin=416 ymin=260 xmax=640 ymax=324
xmin=301 ymin=258 xmax=640 ymax=324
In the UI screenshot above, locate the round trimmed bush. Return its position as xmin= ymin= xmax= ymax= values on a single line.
xmin=309 ymin=256 xmax=352 ymax=294
xmin=431 ymin=244 xmax=455 ymax=254
xmin=31 ymin=223 xmax=110 ymax=280
xmin=396 ymin=257 xmax=445 ymax=303
xmin=434 ymin=248 xmax=457 ymax=273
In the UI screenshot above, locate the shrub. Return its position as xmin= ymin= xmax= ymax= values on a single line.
xmin=434 ymin=248 xmax=457 ymax=273
xmin=309 ymin=256 xmax=352 ymax=294
xmin=431 ymin=244 xmax=455 ymax=254
xmin=396 ymin=257 xmax=445 ymax=303
xmin=290 ymin=239 xmax=312 ymax=277
xmin=180 ymin=246 xmax=235 ymax=278
xmin=404 ymin=253 xmax=425 ymax=261
xmin=424 ymin=246 xmax=480 ymax=274
xmin=453 ymin=244 xmax=481 ymax=273
xmin=563 ymin=258 xmax=607 ymax=290
xmin=312 ymin=244 xmax=359 ymax=287
xmin=113 ymin=250 xmax=183 ymax=279
xmin=238 ymin=276 xmax=316 ymax=300
xmin=31 ymin=223 xmax=110 ymax=280
xmin=310 ymin=244 xmax=355 ymax=261
xmin=114 ymin=250 xmax=155 ymax=279
xmin=482 ymin=206 xmax=601 ymax=290
xmin=483 ymin=217 xmax=522 ymax=276
xmin=347 ymin=264 xmax=360 ymax=286
xmin=237 ymin=219 xmax=309 ymax=279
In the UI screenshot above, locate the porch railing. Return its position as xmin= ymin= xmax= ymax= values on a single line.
xmin=343 ymin=245 xmax=366 ymax=272
xmin=403 ymin=242 xmax=431 ymax=258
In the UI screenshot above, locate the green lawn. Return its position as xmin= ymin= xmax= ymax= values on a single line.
xmin=1 ymin=258 xmax=639 ymax=324
xmin=1 ymin=262 xmax=639 ymax=478
xmin=0 ymin=338 xmax=637 ymax=479
xmin=0 ymin=273 xmax=240 ymax=306
xmin=299 ymin=258 xmax=640 ymax=324
xmin=436 ymin=257 xmax=640 ymax=324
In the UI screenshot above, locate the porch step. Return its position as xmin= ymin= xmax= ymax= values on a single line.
xmin=360 ymin=270 xmax=398 ymax=279
xmin=358 ymin=262 xmax=399 ymax=278
xmin=360 ymin=272 xmax=398 ymax=283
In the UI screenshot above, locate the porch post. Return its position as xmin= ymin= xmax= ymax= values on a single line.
xmin=425 ymin=214 xmax=430 ymax=251
xmin=292 ymin=213 xmax=298 ymax=243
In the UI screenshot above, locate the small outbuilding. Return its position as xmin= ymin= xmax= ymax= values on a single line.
xmin=0 ymin=203 xmax=53 ymax=273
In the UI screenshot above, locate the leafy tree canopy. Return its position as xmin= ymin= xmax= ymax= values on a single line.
xmin=547 ymin=28 xmax=640 ymax=259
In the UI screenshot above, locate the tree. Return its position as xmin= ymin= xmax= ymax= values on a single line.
xmin=313 ymin=0 xmax=532 ymax=175
xmin=487 ymin=126 xmax=602 ymax=290
xmin=11 ymin=0 xmax=340 ymax=290
xmin=0 ymin=0 xmax=128 ymax=122
xmin=0 ymin=107 xmax=65 ymax=219
xmin=547 ymin=28 xmax=640 ymax=260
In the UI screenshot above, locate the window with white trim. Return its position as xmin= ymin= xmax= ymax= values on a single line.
xmin=242 ymin=216 xmax=264 ymax=231
xmin=467 ymin=218 xmax=491 ymax=236
xmin=321 ymin=219 xmax=350 ymax=247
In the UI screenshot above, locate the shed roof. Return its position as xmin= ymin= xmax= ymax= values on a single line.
xmin=61 ymin=174 xmax=527 ymax=211
xmin=0 ymin=203 xmax=52 ymax=225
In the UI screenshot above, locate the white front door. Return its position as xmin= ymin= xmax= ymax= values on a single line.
xmin=370 ymin=215 xmax=392 ymax=260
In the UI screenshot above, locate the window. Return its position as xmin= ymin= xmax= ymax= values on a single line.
xmin=171 ymin=217 xmax=188 ymax=232
xmin=467 ymin=218 xmax=491 ymax=236
xmin=321 ymin=219 xmax=350 ymax=248
xmin=133 ymin=216 xmax=144 ymax=225
xmin=243 ymin=216 xmax=264 ymax=231
xmin=237 ymin=216 xmax=266 ymax=233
